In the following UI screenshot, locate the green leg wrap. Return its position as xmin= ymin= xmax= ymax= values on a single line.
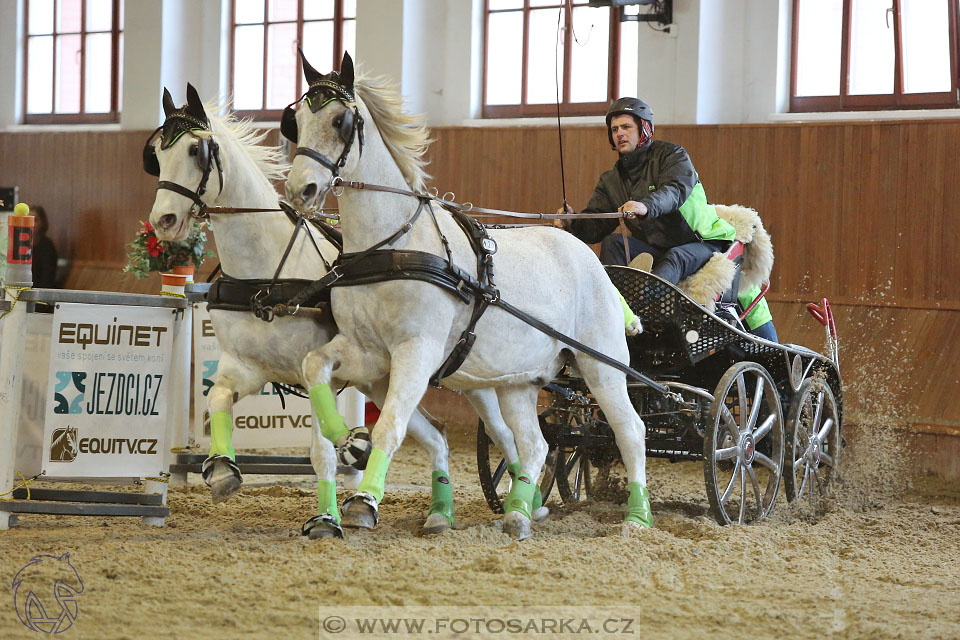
xmin=503 ymin=471 xmax=536 ymax=519
xmin=507 ymin=461 xmax=541 ymax=510
xmin=356 ymin=448 xmax=389 ymax=502
xmin=618 ymin=290 xmax=637 ymax=328
xmin=317 ymin=479 xmax=340 ymax=523
xmin=625 ymin=482 xmax=654 ymax=528
xmin=428 ymin=470 xmax=455 ymax=525
xmin=209 ymin=411 xmax=235 ymax=459
xmin=309 ymin=384 xmax=350 ymax=444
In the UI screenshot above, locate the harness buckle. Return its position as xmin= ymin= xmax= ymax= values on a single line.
xmin=329 ymin=175 xmax=345 ymax=197
xmin=482 ymin=288 xmax=501 ymax=304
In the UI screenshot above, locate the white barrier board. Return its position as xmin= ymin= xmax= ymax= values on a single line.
xmin=192 ymin=304 xmax=314 ymax=449
xmin=13 ymin=313 xmax=54 ymax=476
xmin=41 ymin=304 xmax=176 ymax=477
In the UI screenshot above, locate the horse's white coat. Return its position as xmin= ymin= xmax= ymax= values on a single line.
xmin=146 ymin=100 xmax=450 ymax=494
xmin=285 ymin=70 xmax=648 ymax=534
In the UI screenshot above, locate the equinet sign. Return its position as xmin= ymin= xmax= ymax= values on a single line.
xmin=58 ymin=319 xmax=169 ymax=351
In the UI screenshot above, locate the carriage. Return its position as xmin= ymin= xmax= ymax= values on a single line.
xmin=477 ymin=264 xmax=843 ymax=526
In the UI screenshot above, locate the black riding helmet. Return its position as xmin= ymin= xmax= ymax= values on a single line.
xmin=605 ymin=97 xmax=654 ymax=148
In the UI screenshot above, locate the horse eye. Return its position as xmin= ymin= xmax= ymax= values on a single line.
xmin=188 ymin=143 xmax=198 ymax=156
xmin=332 ymin=115 xmax=343 ymax=129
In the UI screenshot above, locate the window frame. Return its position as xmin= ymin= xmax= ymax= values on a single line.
xmin=791 ymin=0 xmax=960 ymax=112
xmin=482 ymin=0 xmax=623 ymax=119
xmin=22 ymin=0 xmax=123 ymax=125
xmin=230 ymin=0 xmax=355 ymax=122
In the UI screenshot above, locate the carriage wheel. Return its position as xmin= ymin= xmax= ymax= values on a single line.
xmin=476 ymin=417 xmax=559 ymax=514
xmin=703 ymin=361 xmax=784 ymax=525
xmin=784 ymin=378 xmax=841 ymax=502
xmin=555 ymin=450 xmax=626 ymax=504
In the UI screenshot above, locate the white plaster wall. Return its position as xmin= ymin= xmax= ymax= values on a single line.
xmin=0 ymin=0 xmax=845 ymax=130
xmin=0 ymin=0 xmax=24 ymax=129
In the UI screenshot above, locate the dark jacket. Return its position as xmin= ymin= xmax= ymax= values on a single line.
xmin=570 ymin=141 xmax=733 ymax=250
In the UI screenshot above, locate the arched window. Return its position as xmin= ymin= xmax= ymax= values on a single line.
xmin=24 ymin=0 xmax=123 ymax=124
xmin=231 ymin=0 xmax=356 ymax=120
xmin=483 ymin=0 xmax=642 ymax=118
xmin=792 ymin=0 xmax=959 ymax=111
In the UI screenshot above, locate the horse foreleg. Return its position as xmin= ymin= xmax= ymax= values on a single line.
xmin=302 ymin=418 xmax=344 ymax=539
xmin=203 ymin=356 xmax=264 ymax=503
xmin=494 ymin=384 xmax=549 ymax=540
xmin=341 ymin=338 xmax=442 ymax=530
xmin=361 ymin=380 xmax=454 ymax=535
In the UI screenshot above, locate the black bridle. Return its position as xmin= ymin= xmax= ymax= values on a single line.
xmin=281 ymin=80 xmax=365 ymax=179
xmin=143 ymin=111 xmax=224 ymax=218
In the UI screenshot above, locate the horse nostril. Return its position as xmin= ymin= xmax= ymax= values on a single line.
xmin=301 ymin=183 xmax=318 ymax=201
xmin=159 ymin=214 xmax=177 ymax=229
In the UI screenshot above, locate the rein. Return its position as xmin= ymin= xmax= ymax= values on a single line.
xmin=327 ymin=176 xmax=632 ymax=221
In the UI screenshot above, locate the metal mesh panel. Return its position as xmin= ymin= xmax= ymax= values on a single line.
xmin=607 ymin=266 xmax=748 ymax=364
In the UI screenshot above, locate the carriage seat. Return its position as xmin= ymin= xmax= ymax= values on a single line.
xmin=676 ymin=204 xmax=773 ymax=314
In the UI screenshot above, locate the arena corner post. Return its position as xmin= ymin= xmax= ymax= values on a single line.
xmin=0 ymin=204 xmax=34 ymax=530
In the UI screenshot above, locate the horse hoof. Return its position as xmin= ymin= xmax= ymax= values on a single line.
xmin=341 ymin=493 xmax=379 ymax=529
xmin=532 ymin=506 xmax=550 ymax=522
xmin=422 ymin=513 xmax=451 ymax=536
xmin=302 ymin=515 xmax=344 ymax=540
xmin=210 ymin=476 xmax=241 ymax=503
xmin=203 ymin=457 xmax=242 ymax=504
xmin=503 ymin=512 xmax=532 ymax=540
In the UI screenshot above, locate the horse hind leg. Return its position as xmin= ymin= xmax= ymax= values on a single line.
xmin=465 ymin=389 xmax=550 ymax=523
xmin=576 ymin=358 xmax=654 ymax=532
xmin=203 ymin=359 xmax=264 ymax=503
xmin=494 ymin=385 xmax=549 ymax=540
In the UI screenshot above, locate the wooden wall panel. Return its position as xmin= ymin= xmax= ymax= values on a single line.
xmin=1 ymin=121 xmax=957 ymax=439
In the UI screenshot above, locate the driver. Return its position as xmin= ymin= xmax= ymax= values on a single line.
xmin=558 ymin=97 xmax=777 ymax=342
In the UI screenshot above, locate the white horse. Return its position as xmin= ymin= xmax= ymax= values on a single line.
xmin=147 ymin=84 xmax=453 ymax=538
xmin=284 ymin=53 xmax=653 ymax=539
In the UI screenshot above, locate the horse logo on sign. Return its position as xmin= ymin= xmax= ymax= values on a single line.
xmin=49 ymin=427 xmax=79 ymax=463
xmin=12 ymin=553 xmax=84 ymax=634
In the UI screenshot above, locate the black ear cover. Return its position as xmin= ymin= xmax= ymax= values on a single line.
xmin=281 ymin=105 xmax=298 ymax=143
xmin=339 ymin=51 xmax=355 ymax=92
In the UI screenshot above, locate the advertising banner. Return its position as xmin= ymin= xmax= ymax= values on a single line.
xmin=192 ymin=304 xmax=314 ymax=449
xmin=41 ymin=304 xmax=176 ymax=477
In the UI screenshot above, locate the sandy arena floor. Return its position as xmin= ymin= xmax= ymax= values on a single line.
xmin=2 ymin=416 xmax=959 ymax=640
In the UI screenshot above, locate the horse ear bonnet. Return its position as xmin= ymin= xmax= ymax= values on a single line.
xmin=142 ymin=84 xmax=215 ymax=175
xmin=281 ymin=48 xmax=359 ymax=145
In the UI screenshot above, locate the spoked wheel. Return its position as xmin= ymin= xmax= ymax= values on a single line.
xmin=476 ymin=417 xmax=559 ymax=514
xmin=703 ymin=361 xmax=784 ymax=525
xmin=784 ymin=378 xmax=841 ymax=502
xmin=555 ymin=443 xmax=624 ymax=504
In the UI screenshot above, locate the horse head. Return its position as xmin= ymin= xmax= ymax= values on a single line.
xmin=146 ymin=83 xmax=223 ymax=242
xmin=284 ymin=50 xmax=364 ymax=211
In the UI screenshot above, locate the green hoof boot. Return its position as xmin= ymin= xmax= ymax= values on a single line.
xmin=424 ymin=471 xmax=455 ymax=534
xmin=624 ymin=482 xmax=654 ymax=529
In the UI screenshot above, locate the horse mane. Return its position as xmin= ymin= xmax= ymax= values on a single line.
xmin=354 ymin=71 xmax=432 ymax=192
xmin=201 ymin=100 xmax=290 ymax=183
